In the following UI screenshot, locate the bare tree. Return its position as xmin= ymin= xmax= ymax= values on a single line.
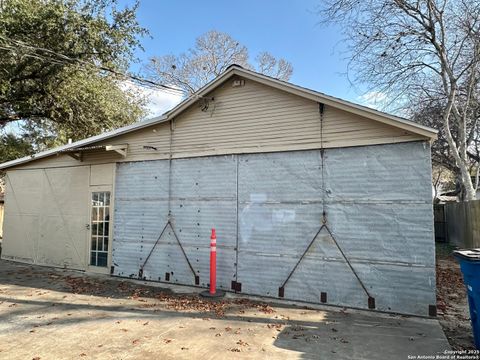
xmin=144 ymin=30 xmax=293 ymax=94
xmin=256 ymin=52 xmax=293 ymax=80
xmin=319 ymin=0 xmax=480 ymax=200
xmin=432 ymin=165 xmax=455 ymax=202
xmin=413 ymin=97 xmax=480 ymax=199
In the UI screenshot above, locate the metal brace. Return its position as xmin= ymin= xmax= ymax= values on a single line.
xmin=278 ymin=223 xmax=375 ymax=309
xmin=278 ymin=102 xmax=376 ymax=309
xmin=139 ymin=219 xmax=199 ymax=285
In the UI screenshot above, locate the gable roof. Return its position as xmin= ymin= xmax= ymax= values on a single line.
xmin=0 ymin=65 xmax=437 ymax=170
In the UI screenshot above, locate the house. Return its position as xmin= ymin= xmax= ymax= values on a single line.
xmin=0 ymin=65 xmax=438 ymax=316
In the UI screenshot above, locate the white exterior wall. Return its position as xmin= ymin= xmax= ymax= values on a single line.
xmin=2 ymin=163 xmax=115 ymax=270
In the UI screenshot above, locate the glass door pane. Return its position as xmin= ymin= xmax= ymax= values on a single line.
xmin=90 ymin=191 xmax=110 ymax=267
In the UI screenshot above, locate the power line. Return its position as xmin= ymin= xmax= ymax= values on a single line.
xmin=0 ymin=34 xmax=185 ymax=96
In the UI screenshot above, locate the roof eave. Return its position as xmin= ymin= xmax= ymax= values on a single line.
xmin=165 ymin=65 xmax=437 ymax=139
xmin=0 ymin=64 xmax=438 ymax=170
xmin=0 ymin=114 xmax=168 ymax=170
xmin=228 ymin=67 xmax=438 ymax=140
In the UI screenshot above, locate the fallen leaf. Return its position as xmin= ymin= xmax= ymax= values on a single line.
xmin=267 ymin=323 xmax=283 ymax=330
xmin=236 ymin=340 xmax=249 ymax=347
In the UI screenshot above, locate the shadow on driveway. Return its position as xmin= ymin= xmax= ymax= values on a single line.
xmin=0 ymin=259 xmax=451 ymax=359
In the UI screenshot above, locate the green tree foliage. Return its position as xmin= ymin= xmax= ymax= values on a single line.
xmin=0 ymin=0 xmax=148 ymax=160
xmin=0 ymin=134 xmax=33 ymax=163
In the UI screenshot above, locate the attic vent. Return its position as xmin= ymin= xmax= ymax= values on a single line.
xmin=232 ymin=79 xmax=245 ymax=87
xmin=199 ymin=97 xmax=214 ymax=112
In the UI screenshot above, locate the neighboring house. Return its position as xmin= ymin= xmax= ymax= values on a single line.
xmin=0 ymin=65 xmax=438 ymax=316
xmin=0 ymin=192 xmax=3 ymax=238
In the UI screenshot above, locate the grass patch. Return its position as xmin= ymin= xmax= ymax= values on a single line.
xmin=436 ymin=242 xmax=457 ymax=260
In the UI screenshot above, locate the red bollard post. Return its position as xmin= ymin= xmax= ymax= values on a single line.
xmin=200 ymin=228 xmax=224 ymax=298
xmin=210 ymin=228 xmax=217 ymax=295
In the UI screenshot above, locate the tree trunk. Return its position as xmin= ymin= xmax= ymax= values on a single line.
xmin=460 ymin=165 xmax=476 ymax=201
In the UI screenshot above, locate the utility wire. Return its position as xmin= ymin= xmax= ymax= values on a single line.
xmin=0 ymin=34 xmax=184 ymax=95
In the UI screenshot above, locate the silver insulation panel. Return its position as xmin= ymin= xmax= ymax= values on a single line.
xmin=113 ymin=156 xmax=237 ymax=290
xmin=113 ymin=142 xmax=435 ymax=315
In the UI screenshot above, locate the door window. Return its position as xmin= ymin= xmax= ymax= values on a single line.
xmin=90 ymin=191 xmax=110 ymax=267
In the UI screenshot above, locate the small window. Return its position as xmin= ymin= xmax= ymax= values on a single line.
xmin=90 ymin=191 xmax=110 ymax=267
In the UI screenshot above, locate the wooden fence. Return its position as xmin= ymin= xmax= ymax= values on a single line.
xmin=435 ymin=200 xmax=480 ymax=248
xmin=433 ymin=204 xmax=447 ymax=243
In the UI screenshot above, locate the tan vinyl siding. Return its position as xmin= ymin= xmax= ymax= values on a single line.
xmin=97 ymin=120 xmax=171 ymax=161
xmin=9 ymin=76 xmax=426 ymax=170
xmin=169 ymin=78 xmax=422 ymax=156
xmin=171 ymin=79 xmax=320 ymax=155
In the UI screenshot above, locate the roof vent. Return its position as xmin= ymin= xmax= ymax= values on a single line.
xmin=232 ymin=79 xmax=245 ymax=88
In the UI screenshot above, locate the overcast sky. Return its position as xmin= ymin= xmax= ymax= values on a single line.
xmin=120 ymin=0 xmax=383 ymax=118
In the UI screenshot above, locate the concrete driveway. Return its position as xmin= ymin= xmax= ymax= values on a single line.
xmin=0 ymin=260 xmax=450 ymax=359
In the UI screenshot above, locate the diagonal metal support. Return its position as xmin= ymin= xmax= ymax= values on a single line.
xmin=138 ymin=121 xmax=199 ymax=285
xmin=279 ymin=225 xmax=325 ymax=292
xmin=279 ymin=103 xmax=374 ymax=309
xmin=323 ymin=225 xmax=374 ymax=303
xmin=278 ymin=223 xmax=374 ymax=308
xmin=139 ymin=219 xmax=199 ymax=284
